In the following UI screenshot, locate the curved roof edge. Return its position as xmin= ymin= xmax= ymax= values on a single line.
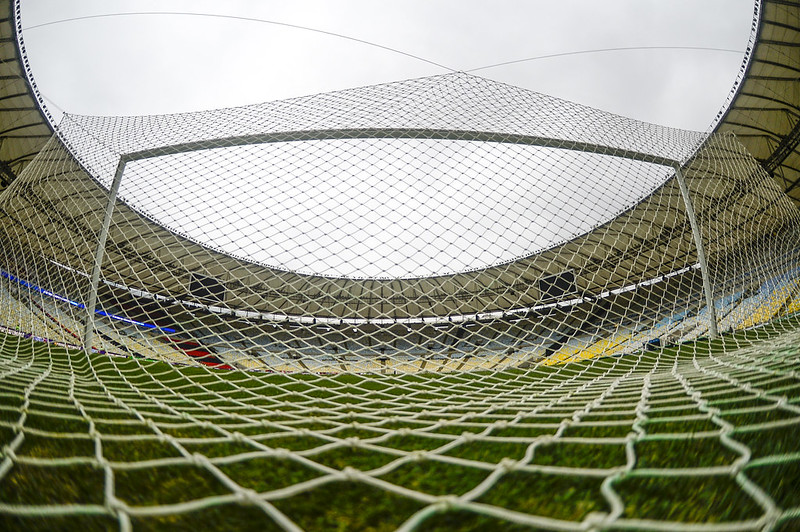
xmin=0 ymin=0 xmax=53 ymax=191
xmin=713 ymin=0 xmax=800 ymax=206
xmin=2 ymin=0 xmax=798 ymax=202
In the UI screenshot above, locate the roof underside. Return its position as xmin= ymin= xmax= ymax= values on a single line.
xmin=0 ymin=1 xmax=52 ymax=191
xmin=715 ymin=0 xmax=800 ymax=206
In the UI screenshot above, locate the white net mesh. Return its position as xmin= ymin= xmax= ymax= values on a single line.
xmin=1 ymin=73 xmax=799 ymax=530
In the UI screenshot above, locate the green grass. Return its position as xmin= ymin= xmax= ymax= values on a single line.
xmin=0 ymin=513 xmax=118 ymax=532
xmin=477 ymin=471 xmax=608 ymax=521
xmin=0 ymin=320 xmax=800 ymax=530
xmin=273 ymin=481 xmax=425 ymax=532
xmin=615 ymin=474 xmax=763 ymax=522
xmin=0 ymin=463 xmax=105 ymax=505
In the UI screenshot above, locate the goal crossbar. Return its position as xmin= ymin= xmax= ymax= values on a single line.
xmin=81 ymin=127 xmax=719 ymax=352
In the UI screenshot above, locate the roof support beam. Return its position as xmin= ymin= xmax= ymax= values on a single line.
xmin=0 ymin=158 xmax=16 ymax=187
xmin=763 ymin=116 xmax=800 ymax=174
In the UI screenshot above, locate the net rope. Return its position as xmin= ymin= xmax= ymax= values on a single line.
xmin=0 ymin=72 xmax=799 ymax=530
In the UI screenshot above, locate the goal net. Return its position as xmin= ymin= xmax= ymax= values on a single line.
xmin=1 ymin=73 xmax=799 ymax=530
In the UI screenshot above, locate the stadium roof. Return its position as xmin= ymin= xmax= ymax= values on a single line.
xmin=2 ymin=0 xmax=798 ymax=200
xmin=715 ymin=0 xmax=800 ymax=205
xmin=0 ymin=0 xmax=798 ymax=321
xmin=1 ymin=1 xmax=798 ymax=202
xmin=0 ymin=2 xmax=52 ymax=191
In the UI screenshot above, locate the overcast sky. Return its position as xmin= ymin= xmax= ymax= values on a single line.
xmin=16 ymin=1 xmax=760 ymax=278
xmin=20 ymin=0 xmax=756 ymax=131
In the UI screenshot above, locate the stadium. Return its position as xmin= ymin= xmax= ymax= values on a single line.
xmin=1 ymin=0 xmax=800 ymax=530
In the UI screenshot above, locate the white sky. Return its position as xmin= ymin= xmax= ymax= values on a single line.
xmin=17 ymin=1 xmax=759 ymax=279
xmin=20 ymin=0 xmax=755 ymax=130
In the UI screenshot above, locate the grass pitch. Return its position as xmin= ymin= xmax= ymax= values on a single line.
xmin=1 ymin=319 xmax=799 ymax=531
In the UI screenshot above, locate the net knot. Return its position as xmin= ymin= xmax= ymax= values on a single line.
xmin=192 ymin=452 xmax=210 ymax=467
xmin=107 ymin=495 xmax=129 ymax=514
xmin=410 ymin=450 xmax=427 ymax=461
xmin=435 ymin=495 xmax=459 ymax=511
xmin=341 ymin=466 xmax=360 ymax=481
xmin=237 ymin=488 xmax=261 ymax=506
xmin=272 ymin=448 xmax=290 ymax=459
xmin=499 ymin=457 xmax=517 ymax=471
xmin=583 ymin=511 xmax=609 ymax=528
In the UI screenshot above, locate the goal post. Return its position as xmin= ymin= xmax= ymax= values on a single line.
xmin=673 ymin=163 xmax=718 ymax=339
xmin=81 ymin=126 xmax=721 ymax=356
